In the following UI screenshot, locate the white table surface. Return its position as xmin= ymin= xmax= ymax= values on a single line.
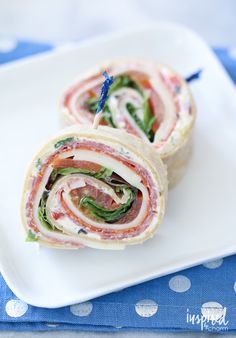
xmin=0 ymin=0 xmax=235 ymax=337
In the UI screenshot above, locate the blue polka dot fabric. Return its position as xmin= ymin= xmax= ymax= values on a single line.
xmin=0 ymin=39 xmax=236 ymax=333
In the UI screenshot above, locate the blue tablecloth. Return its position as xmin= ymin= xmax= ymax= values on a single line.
xmin=0 ymin=38 xmax=236 ymax=333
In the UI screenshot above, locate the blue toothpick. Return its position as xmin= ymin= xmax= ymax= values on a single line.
xmin=93 ymin=70 xmax=114 ymax=128
xmin=96 ymin=71 xmax=114 ymax=113
xmin=185 ymin=69 xmax=203 ymax=83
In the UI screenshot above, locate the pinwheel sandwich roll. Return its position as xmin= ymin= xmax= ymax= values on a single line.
xmin=61 ymin=60 xmax=196 ymax=188
xmin=21 ymin=125 xmax=167 ymax=250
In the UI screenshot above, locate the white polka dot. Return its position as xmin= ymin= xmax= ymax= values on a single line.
xmin=203 ymin=258 xmax=223 ymax=269
xmin=70 ymin=301 xmax=93 ymax=317
xmin=5 ymin=299 xmax=28 ymax=317
xmin=0 ymin=38 xmax=17 ymax=52
xmin=228 ymin=48 xmax=236 ymax=60
xmin=135 ymin=299 xmax=158 ymax=317
xmin=46 ymin=323 xmax=60 ymax=328
xmin=169 ymin=275 xmax=191 ymax=293
xmin=201 ymin=302 xmax=224 ymax=321
xmin=233 ymin=281 xmax=236 ymax=293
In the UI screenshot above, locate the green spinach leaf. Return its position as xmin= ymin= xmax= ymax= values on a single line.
xmin=126 ymin=101 xmax=155 ymax=142
xmin=38 ymin=193 xmax=54 ymax=231
xmin=79 ymin=188 xmax=136 ymax=222
xmin=54 ymin=137 xmax=75 ymax=149
xmin=26 ymin=230 xmax=38 ymax=242
xmin=108 ymin=75 xmax=143 ymax=95
xmin=51 ymin=166 xmax=113 ymax=180
xmin=84 ymin=97 xmax=99 ymax=113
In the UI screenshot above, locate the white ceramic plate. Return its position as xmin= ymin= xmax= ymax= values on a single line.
xmin=0 ymin=23 xmax=236 ymax=308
